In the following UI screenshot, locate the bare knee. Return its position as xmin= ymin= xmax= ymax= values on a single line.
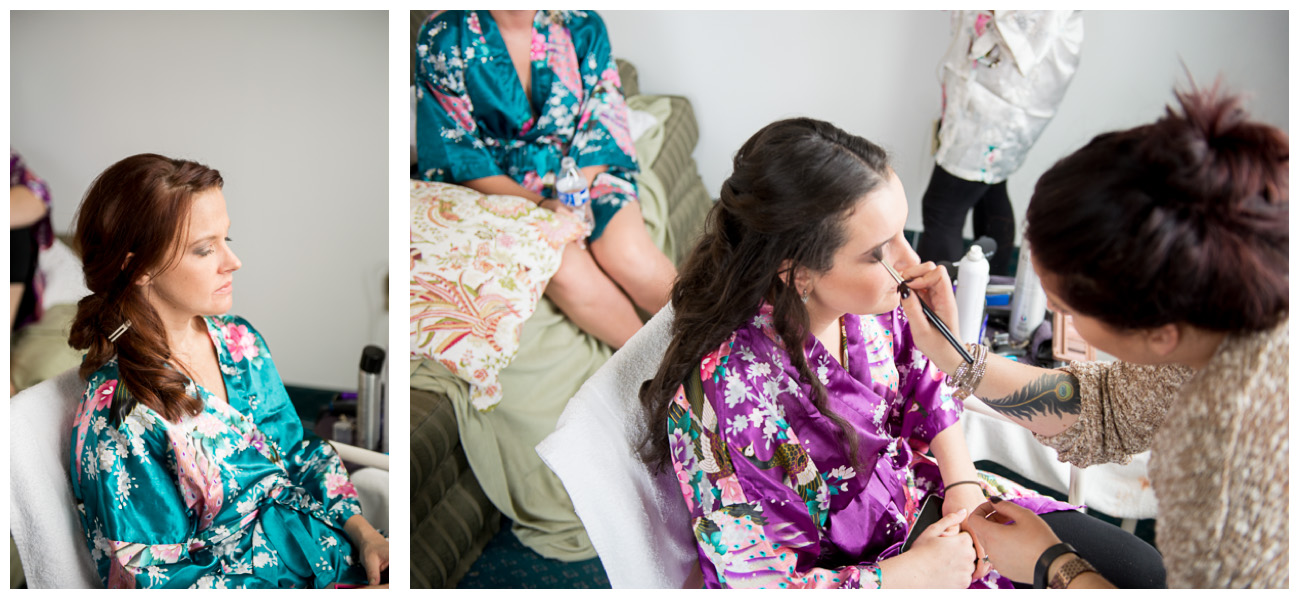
xmin=544 ymin=243 xmax=592 ymax=302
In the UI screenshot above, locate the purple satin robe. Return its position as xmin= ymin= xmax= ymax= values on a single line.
xmin=667 ymin=304 xmax=1075 ymax=588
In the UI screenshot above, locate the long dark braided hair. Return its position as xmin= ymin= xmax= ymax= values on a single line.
xmin=639 ymin=117 xmax=892 ymax=474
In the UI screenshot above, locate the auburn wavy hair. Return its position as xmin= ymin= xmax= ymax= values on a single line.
xmin=638 ymin=118 xmax=892 ymax=474
xmin=68 ymin=153 xmax=224 ymax=425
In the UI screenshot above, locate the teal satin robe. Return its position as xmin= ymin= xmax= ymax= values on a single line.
xmin=70 ymin=315 xmax=368 ymax=588
xmin=415 ymin=9 xmax=640 ymax=241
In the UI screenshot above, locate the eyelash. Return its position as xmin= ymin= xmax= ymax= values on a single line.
xmin=196 ymin=237 xmax=232 ymax=257
xmin=868 ymin=247 xmax=884 ymax=263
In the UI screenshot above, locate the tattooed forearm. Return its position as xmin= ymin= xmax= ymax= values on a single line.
xmin=982 ymin=372 xmax=1082 ymax=422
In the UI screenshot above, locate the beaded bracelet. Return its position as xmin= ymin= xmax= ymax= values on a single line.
xmin=945 ymin=343 xmax=988 ymax=399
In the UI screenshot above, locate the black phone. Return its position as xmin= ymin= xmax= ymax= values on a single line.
xmin=901 ymin=494 xmax=944 ymax=552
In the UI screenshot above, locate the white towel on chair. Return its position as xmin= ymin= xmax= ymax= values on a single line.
xmin=10 ymin=367 xmax=102 ymax=588
xmin=536 ymin=305 xmax=702 ymax=589
xmin=350 ymin=467 xmax=390 ymax=535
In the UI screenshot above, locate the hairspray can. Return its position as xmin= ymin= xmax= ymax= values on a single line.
xmin=1010 ymin=246 xmax=1047 ymax=342
xmin=954 ymin=245 xmax=989 ymax=346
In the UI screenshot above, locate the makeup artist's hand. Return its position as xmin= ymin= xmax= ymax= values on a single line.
xmin=964 ymin=498 xmax=1060 ymax=583
xmin=897 ymin=262 xmax=964 ymax=375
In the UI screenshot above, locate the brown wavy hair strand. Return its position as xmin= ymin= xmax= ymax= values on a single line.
xmin=68 ymin=153 xmax=225 ymax=425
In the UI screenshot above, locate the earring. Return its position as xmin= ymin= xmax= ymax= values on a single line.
xmin=801 ymin=287 xmax=811 ymax=303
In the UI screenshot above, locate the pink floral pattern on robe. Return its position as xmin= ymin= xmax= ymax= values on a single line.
xmin=668 ymin=304 xmax=1077 ymax=588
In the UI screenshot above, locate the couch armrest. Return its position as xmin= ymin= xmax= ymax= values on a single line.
xmin=410 ymin=386 xmax=501 ymax=588
xmin=616 ymin=58 xmax=639 ymax=97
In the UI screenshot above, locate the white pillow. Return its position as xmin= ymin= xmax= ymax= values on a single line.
xmin=628 ymin=108 xmax=658 ymax=142
xmin=39 ymin=238 xmax=91 ymax=309
xmin=409 ymin=181 xmax=585 ymax=411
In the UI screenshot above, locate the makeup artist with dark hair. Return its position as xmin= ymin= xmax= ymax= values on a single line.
xmin=901 ymin=85 xmax=1288 ymax=588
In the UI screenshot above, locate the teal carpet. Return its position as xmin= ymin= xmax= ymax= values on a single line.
xmin=285 ymin=384 xmax=341 ymax=430
xmin=456 ymin=522 xmax=611 ymax=589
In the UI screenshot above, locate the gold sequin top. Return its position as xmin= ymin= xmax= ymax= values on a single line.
xmin=1036 ymin=319 xmax=1289 ymax=588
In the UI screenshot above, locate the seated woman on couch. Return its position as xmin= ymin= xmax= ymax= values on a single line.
xmin=67 ymin=154 xmax=388 ymax=588
xmin=11 ymin=150 xmax=54 ymax=395
xmin=639 ymin=119 xmax=1163 ymax=588
xmin=415 ymin=9 xmax=675 ymax=349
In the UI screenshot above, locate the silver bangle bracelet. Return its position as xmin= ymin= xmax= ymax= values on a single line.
xmin=945 ymin=343 xmax=988 ymax=399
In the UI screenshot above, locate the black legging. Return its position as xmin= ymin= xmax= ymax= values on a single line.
xmin=10 ymin=225 xmax=39 ymax=328
xmin=1005 ymin=509 xmax=1167 ymax=588
xmin=915 ymin=165 xmax=1017 ymax=276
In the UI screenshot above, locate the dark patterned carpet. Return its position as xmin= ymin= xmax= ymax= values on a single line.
xmin=456 ymin=522 xmax=611 ymax=589
xmin=453 ymin=460 xmax=1157 ymax=588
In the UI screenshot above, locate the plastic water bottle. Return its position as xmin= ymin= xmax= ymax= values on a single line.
xmin=556 ymin=156 xmax=595 ymax=241
xmin=1010 ymin=246 xmax=1048 ymax=342
xmin=332 ymin=414 xmax=355 ymax=446
xmin=955 ymin=245 xmax=990 ymax=346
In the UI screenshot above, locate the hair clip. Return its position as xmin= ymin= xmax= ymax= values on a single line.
xmin=108 ymin=320 xmax=132 ymax=343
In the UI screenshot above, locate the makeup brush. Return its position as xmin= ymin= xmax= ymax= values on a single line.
xmin=882 ymin=261 xmax=975 ymax=365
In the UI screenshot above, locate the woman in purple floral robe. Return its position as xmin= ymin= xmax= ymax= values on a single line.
xmin=641 ymin=118 xmax=1164 ymax=589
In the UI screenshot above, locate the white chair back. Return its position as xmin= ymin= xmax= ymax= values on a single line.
xmin=10 ymin=367 xmax=101 ymax=588
xmin=10 ymin=368 xmax=394 ymax=587
xmin=536 ymin=305 xmax=703 ymax=589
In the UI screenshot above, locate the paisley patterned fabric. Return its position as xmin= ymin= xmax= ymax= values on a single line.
xmin=409 ymin=180 xmax=584 ymax=411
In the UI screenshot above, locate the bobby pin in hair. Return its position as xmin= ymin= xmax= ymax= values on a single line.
xmin=108 ymin=319 xmax=132 ymax=343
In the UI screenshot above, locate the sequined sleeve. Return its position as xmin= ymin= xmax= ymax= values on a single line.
xmin=1033 ymin=361 xmax=1192 ymax=467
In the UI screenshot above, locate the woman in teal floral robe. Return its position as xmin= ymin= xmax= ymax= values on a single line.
xmin=414 ymin=9 xmax=676 ymax=349
xmin=415 ymin=9 xmax=638 ymax=241
xmin=71 ymin=315 xmax=369 ymax=588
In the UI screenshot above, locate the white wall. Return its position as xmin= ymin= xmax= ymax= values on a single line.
xmin=602 ymin=10 xmax=1289 ymax=239
xmin=11 ymin=11 xmax=389 ymax=390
